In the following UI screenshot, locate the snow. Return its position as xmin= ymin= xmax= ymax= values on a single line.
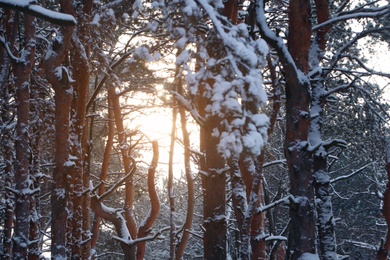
xmin=0 ymin=0 xmax=77 ymax=25
xmin=91 ymin=14 xmax=100 ymax=25
xmin=63 ymin=160 xmax=75 ymax=167
xmin=175 ymin=50 xmax=190 ymax=65
xmin=298 ymin=253 xmax=320 ymax=260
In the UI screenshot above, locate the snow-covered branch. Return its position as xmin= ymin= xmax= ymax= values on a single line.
xmin=0 ymin=37 xmax=23 ymax=63
xmin=313 ymin=5 xmax=390 ymax=31
xmin=171 ymin=91 xmax=205 ymax=126
xmin=0 ymin=0 xmax=77 ymax=26
xmin=330 ymin=163 xmax=373 ymax=184
xmin=326 ymin=26 xmax=390 ymax=75
xmin=256 ymin=195 xmax=292 ymax=214
xmin=263 ymin=159 xmax=286 ymax=168
xmin=113 ymin=226 xmax=170 ymax=245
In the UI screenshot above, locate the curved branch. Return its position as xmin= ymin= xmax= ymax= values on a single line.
xmin=136 ymin=141 xmax=160 ymax=260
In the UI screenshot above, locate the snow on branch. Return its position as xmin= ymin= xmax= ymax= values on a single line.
xmin=0 ymin=37 xmax=23 ymax=63
xmin=263 ymin=159 xmax=286 ymax=168
xmin=113 ymin=226 xmax=170 ymax=245
xmin=0 ymin=0 xmax=77 ymax=25
xmin=326 ymin=26 xmax=390 ymax=75
xmin=307 ymin=139 xmax=348 ymax=153
xmin=330 ymin=162 xmax=373 ymax=184
xmin=313 ymin=5 xmax=390 ymax=31
xmin=255 ymin=0 xmax=301 ymax=79
xmin=256 ymin=195 xmax=292 ymax=214
xmin=171 ymin=91 xmax=205 ymax=126
xmin=178 ymin=0 xmax=270 ymax=158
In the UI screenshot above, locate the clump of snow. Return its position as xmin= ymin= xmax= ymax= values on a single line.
xmin=298 ymin=253 xmax=320 ymax=260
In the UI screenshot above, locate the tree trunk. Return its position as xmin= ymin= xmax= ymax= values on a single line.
xmin=110 ymin=86 xmax=138 ymax=258
xmin=0 ymin=13 xmax=14 ymax=256
xmin=12 ymin=14 xmax=36 ymax=259
xmin=377 ymin=142 xmax=390 ymax=260
xmin=69 ymin=33 xmax=91 ymax=260
xmin=201 ymin=111 xmax=227 ymax=259
xmin=90 ymin=94 xmax=114 ymax=257
xmin=285 ymin=1 xmax=317 ymax=258
xmin=136 ymin=141 xmax=160 ymax=260
xmin=175 ymin=100 xmax=195 ymax=259
xmin=44 ymin=24 xmax=73 ymax=259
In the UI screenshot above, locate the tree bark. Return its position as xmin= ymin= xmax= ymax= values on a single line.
xmin=110 ymin=86 xmax=138 ymax=258
xmin=377 ymin=142 xmax=390 ymax=260
xmin=12 ymin=13 xmax=36 ymax=260
xmin=44 ymin=5 xmax=74 ymax=254
xmin=0 ymin=11 xmax=15 ymax=258
xmin=285 ymin=1 xmax=317 ymax=258
xmin=90 ymin=94 xmax=115 ymax=257
xmin=136 ymin=141 xmax=160 ymax=260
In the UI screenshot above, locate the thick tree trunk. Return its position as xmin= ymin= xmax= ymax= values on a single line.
xmin=69 ymin=34 xmax=91 ymax=260
xmin=44 ymin=25 xmax=73 ymax=260
xmin=310 ymin=1 xmax=337 ymax=258
xmin=12 ymin=14 xmax=36 ymax=260
xmin=285 ymin=1 xmax=317 ymax=258
xmin=378 ymin=142 xmax=390 ymax=260
xmin=201 ymin=113 xmax=227 ymax=260
xmin=0 ymin=27 xmax=14 ymax=258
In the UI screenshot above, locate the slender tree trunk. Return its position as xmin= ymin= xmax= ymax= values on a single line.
xmin=110 ymin=86 xmax=138 ymax=258
xmin=175 ymin=76 xmax=195 ymax=259
xmin=90 ymin=95 xmax=114 ymax=257
xmin=137 ymin=141 xmax=160 ymax=260
xmin=168 ymin=66 xmax=178 ymax=260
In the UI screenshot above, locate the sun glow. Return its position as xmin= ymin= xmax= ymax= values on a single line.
xmin=123 ymin=93 xmax=199 ymax=180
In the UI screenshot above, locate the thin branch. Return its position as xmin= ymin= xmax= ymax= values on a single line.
xmin=330 ymin=163 xmax=373 ymax=184
xmin=313 ymin=6 xmax=389 ymax=31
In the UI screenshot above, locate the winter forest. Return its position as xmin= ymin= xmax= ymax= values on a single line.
xmin=0 ymin=0 xmax=390 ymax=259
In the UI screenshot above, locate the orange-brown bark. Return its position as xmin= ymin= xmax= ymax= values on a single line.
xmin=90 ymin=94 xmax=115 ymax=254
xmin=136 ymin=141 xmax=160 ymax=260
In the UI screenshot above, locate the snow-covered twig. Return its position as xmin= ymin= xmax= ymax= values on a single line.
xmin=330 ymin=163 xmax=373 ymax=184
xmin=184 ymin=229 xmax=203 ymax=239
xmin=0 ymin=0 xmax=77 ymax=25
xmin=263 ymin=159 xmax=286 ymax=168
xmin=313 ymin=6 xmax=390 ymax=31
xmin=326 ymin=26 xmax=390 ymax=76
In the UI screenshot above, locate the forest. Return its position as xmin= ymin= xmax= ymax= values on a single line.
xmin=0 ymin=0 xmax=390 ymax=259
